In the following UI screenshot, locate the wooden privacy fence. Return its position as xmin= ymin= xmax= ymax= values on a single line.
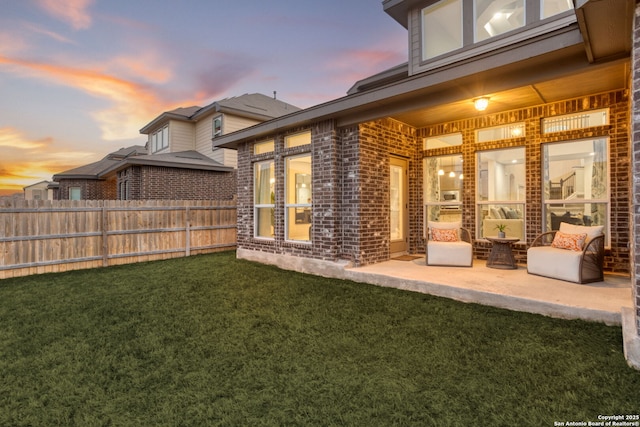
xmin=0 ymin=199 xmax=237 ymax=279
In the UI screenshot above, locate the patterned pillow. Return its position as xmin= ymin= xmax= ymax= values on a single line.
xmin=551 ymin=231 xmax=587 ymax=251
xmin=431 ymin=228 xmax=459 ymax=242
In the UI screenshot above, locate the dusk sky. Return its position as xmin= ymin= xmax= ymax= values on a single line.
xmin=0 ymin=0 xmax=406 ymax=196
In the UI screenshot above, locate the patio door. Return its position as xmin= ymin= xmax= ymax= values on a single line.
xmin=390 ymin=156 xmax=408 ymax=254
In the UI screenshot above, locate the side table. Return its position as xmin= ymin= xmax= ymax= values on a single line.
xmin=485 ymin=236 xmax=520 ymax=269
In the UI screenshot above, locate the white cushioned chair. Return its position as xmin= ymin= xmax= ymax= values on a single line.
xmin=426 ymin=221 xmax=473 ymax=267
xmin=527 ymin=222 xmax=605 ymax=284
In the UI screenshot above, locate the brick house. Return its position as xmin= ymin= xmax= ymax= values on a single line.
xmin=213 ymin=1 xmax=640 ymax=367
xmin=52 ymin=93 xmax=300 ymax=200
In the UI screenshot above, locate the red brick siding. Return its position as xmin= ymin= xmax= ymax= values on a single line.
xmin=631 ymin=2 xmax=640 ymax=334
xmin=55 ymin=177 xmax=116 ymax=200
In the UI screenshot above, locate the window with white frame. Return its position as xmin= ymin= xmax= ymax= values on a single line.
xmin=422 ymin=0 xmax=463 ymax=60
xmin=476 ymin=122 xmax=525 ymax=142
xmin=541 ymin=0 xmax=572 ymax=19
xmin=475 ymin=0 xmax=525 ymax=42
xmin=254 ymin=160 xmax=275 ymax=239
xmin=151 ymin=125 xmax=169 ymax=153
xmin=213 ymin=116 xmax=222 ymax=138
xmin=285 ymin=131 xmax=311 ymax=148
xmin=254 ymin=139 xmax=274 ymax=155
xmin=424 ymin=133 xmax=463 ymax=149
xmin=477 ymin=147 xmax=525 ymax=240
xmin=69 ymin=187 xmax=81 ymax=200
xmin=542 ymin=108 xmax=609 ymax=134
xmin=424 ymin=154 xmax=464 ymax=225
xmin=542 ymin=138 xmax=609 ymax=242
xmin=285 ymin=154 xmax=312 ymax=242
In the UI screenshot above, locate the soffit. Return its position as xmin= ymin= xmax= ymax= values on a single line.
xmin=388 ymin=59 xmax=629 ymax=127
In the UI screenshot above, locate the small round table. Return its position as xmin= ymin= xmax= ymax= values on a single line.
xmin=485 ymin=236 xmax=520 ymax=269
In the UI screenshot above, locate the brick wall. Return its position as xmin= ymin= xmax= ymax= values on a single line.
xmin=117 ymin=166 xmax=236 ymax=200
xmin=55 ymin=178 xmax=116 ymax=200
xmin=631 ymin=2 xmax=640 ymax=335
xmin=420 ymin=89 xmax=630 ymax=273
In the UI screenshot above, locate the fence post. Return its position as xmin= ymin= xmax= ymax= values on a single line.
xmin=185 ymin=206 xmax=191 ymax=257
xmin=102 ymin=205 xmax=109 ymax=267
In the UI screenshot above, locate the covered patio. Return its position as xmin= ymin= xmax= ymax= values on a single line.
xmin=345 ymin=258 xmax=631 ymax=326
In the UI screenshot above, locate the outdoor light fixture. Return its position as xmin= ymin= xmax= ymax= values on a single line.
xmin=474 ymin=97 xmax=489 ymax=111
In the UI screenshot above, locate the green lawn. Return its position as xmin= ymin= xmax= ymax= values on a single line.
xmin=0 ymin=251 xmax=638 ymax=426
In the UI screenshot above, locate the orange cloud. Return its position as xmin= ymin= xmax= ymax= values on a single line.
xmin=0 ymin=54 xmax=174 ymax=140
xmin=0 ymin=127 xmax=98 ymax=192
xmin=36 ymin=0 xmax=94 ymax=30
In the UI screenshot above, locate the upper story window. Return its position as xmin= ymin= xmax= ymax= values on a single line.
xmin=421 ymin=0 xmax=574 ymax=61
xmin=422 ymin=0 xmax=463 ymax=60
xmin=475 ymin=0 xmax=525 ymax=42
xmin=213 ymin=116 xmax=222 ymax=138
xmin=151 ymin=125 xmax=169 ymax=153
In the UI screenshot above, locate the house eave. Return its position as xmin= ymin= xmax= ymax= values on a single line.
xmin=213 ymin=26 xmax=588 ymax=149
xmin=139 ymin=112 xmax=193 ymax=134
xmin=99 ymin=157 xmax=233 ymax=177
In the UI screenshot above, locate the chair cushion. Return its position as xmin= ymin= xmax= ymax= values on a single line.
xmin=432 ymin=228 xmax=459 ymax=242
xmin=558 ymin=223 xmax=604 ymax=245
xmin=551 ymin=231 xmax=587 ymax=251
xmin=527 ymin=246 xmax=582 ymax=282
xmin=427 ymin=241 xmax=472 ymax=266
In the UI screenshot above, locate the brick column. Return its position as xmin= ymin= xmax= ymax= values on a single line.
xmin=623 ymin=1 xmax=640 ymax=370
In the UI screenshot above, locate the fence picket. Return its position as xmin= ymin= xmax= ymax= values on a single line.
xmin=0 ymin=200 xmax=237 ymax=279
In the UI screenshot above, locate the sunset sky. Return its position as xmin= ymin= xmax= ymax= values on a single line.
xmin=0 ymin=0 xmax=406 ymax=196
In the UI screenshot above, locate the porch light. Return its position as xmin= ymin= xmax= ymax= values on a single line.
xmin=474 ymin=97 xmax=489 ymax=111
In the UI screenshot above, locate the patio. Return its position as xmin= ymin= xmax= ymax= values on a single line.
xmin=343 ymin=257 xmax=632 ymax=326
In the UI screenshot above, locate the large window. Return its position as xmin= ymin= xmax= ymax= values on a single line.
xmin=475 ymin=0 xmax=525 ymax=42
xmin=542 ymin=138 xmax=609 ymax=240
xmin=424 ymin=154 xmax=464 ymax=226
xmin=151 ymin=125 xmax=169 ymax=153
xmin=422 ymin=0 xmax=463 ymax=60
xmin=285 ymin=154 xmax=312 ymax=242
xmin=477 ymin=147 xmax=525 ymax=240
xmin=254 ymin=161 xmax=275 ymax=239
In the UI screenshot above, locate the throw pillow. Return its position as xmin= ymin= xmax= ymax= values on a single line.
xmin=432 ymin=228 xmax=459 ymax=242
xmin=551 ymin=231 xmax=587 ymax=252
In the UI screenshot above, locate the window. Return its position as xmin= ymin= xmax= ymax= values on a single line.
xmin=151 ymin=125 xmax=169 ymax=153
xmin=254 ymin=161 xmax=275 ymax=239
xmin=213 ymin=116 xmax=222 ymax=138
xmin=477 ymin=123 xmax=525 ymax=142
xmin=542 ymin=138 xmax=609 ymax=241
xmin=424 ymin=133 xmax=463 ymax=149
xmin=254 ymin=139 xmax=274 ymax=155
xmin=69 ymin=187 xmax=81 ymax=200
xmin=285 ymin=154 xmax=312 ymax=242
xmin=424 ymin=154 xmax=464 ymax=226
xmin=542 ymin=109 xmax=609 ymax=134
xmin=285 ymin=131 xmax=311 ymax=148
xmin=477 ymin=147 xmax=525 ymax=240
xmin=475 ymin=0 xmax=525 ymax=42
xmin=541 ymin=0 xmax=572 ymax=19
xmin=422 ymin=0 xmax=463 ymax=60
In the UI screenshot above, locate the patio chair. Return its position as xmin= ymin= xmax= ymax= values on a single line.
xmin=527 ymin=222 xmax=605 ymax=284
xmin=426 ymin=221 xmax=473 ymax=267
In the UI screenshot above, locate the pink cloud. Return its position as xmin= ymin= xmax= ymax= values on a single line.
xmin=36 ymin=0 xmax=94 ymax=30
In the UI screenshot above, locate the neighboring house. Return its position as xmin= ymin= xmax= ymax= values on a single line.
xmin=213 ymin=1 xmax=640 ymax=365
xmin=52 ymin=93 xmax=300 ymax=200
xmin=23 ymin=180 xmax=54 ymax=200
xmin=52 ymin=146 xmax=147 ymax=200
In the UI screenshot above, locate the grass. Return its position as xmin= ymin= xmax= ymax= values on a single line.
xmin=0 ymin=251 xmax=638 ymax=426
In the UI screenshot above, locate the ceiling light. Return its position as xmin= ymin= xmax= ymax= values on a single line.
xmin=449 ymin=171 xmax=456 ymax=178
xmin=438 ymin=169 xmax=444 ymax=176
xmin=474 ymin=97 xmax=489 ymax=111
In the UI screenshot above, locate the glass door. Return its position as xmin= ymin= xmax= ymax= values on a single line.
xmin=390 ymin=157 xmax=408 ymax=254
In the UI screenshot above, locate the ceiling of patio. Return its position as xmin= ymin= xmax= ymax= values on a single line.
xmin=386 ymin=60 xmax=629 ymax=128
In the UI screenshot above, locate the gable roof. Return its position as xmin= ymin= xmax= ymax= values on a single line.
xmin=52 ymin=145 xmax=147 ymax=180
xmin=100 ymin=150 xmax=232 ymax=177
xmin=140 ymin=93 xmax=301 ymax=134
